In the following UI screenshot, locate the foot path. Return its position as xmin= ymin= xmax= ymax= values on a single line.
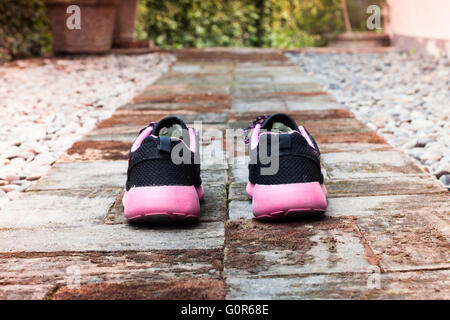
xmin=0 ymin=49 xmax=448 ymax=299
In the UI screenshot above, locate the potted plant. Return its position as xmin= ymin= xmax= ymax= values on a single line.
xmin=45 ymin=0 xmax=121 ymax=53
xmin=113 ymin=0 xmax=138 ymax=47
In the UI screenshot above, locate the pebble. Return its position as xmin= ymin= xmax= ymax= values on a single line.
xmin=433 ymin=163 xmax=450 ymax=179
xmin=26 ymin=175 xmax=42 ymax=182
xmin=33 ymin=153 xmax=56 ymax=166
xmin=408 ymin=148 xmax=424 ymax=160
xmin=439 ymin=174 xmax=450 ymax=187
xmin=4 ymin=174 xmax=20 ymax=183
xmin=420 ymin=151 xmax=442 ymax=162
xmin=1 ymin=185 xmax=21 ymax=193
xmin=373 ymin=116 xmax=387 ymax=129
xmin=415 ymin=137 xmax=435 ymax=148
xmin=289 ymin=51 xmax=449 ymax=184
xmin=0 ymin=53 xmax=174 ymax=203
xmin=2 ymin=146 xmax=20 ymax=159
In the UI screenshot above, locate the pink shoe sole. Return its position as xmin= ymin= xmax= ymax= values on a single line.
xmin=123 ymin=186 xmax=203 ymax=222
xmin=247 ymin=182 xmax=327 ymax=220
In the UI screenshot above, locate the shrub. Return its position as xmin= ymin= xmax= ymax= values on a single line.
xmin=140 ymin=0 xmax=344 ymax=48
xmin=260 ymin=0 xmax=343 ymax=48
xmin=141 ymin=0 xmax=260 ymax=48
xmin=0 ymin=0 xmax=52 ymax=62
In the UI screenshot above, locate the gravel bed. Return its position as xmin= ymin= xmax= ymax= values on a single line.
xmin=288 ymin=51 xmax=450 ymax=189
xmin=0 ymin=53 xmax=174 ymax=207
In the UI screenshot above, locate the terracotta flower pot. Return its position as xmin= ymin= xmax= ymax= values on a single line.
xmin=45 ymin=0 xmax=121 ymax=53
xmin=113 ymin=0 xmax=138 ymax=47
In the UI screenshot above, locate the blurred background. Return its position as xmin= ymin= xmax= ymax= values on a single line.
xmin=2 ymin=0 xmax=449 ymax=61
xmin=1 ymin=0 xmax=388 ymax=62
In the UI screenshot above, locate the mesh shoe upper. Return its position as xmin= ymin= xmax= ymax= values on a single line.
xmin=126 ymin=117 xmax=201 ymax=191
xmin=247 ymin=113 xmax=323 ymax=185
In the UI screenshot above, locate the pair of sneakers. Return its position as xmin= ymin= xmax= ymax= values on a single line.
xmin=123 ymin=113 xmax=328 ymax=222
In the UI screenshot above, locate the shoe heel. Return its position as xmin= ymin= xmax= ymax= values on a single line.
xmin=123 ymin=186 xmax=202 ymax=222
xmin=251 ymin=182 xmax=327 ymax=219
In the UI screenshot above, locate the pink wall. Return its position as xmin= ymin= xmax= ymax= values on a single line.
xmin=386 ymin=0 xmax=450 ymax=56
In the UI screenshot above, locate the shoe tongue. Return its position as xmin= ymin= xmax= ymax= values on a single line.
xmin=261 ymin=113 xmax=298 ymax=132
xmin=152 ymin=116 xmax=188 ymax=138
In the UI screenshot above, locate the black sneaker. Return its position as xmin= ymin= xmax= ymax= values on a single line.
xmin=123 ymin=116 xmax=203 ymax=222
xmin=244 ymin=113 xmax=327 ymax=219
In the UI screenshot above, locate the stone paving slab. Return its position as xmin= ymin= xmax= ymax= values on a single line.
xmin=60 ymin=140 xmax=131 ymax=162
xmin=120 ymin=101 xmax=231 ymax=112
xmin=226 ymin=270 xmax=450 ymax=299
xmin=171 ymin=49 xmax=291 ymax=63
xmin=157 ymin=73 xmax=233 ymax=86
xmin=357 ymin=209 xmax=450 ymax=271
xmin=285 ymin=94 xmax=342 ymax=111
xmin=31 ymin=161 xmax=127 ymax=190
xmin=232 ymin=98 xmax=287 ymax=112
xmin=171 ymin=62 xmax=234 ymax=74
xmin=133 ymin=90 xmax=231 ymax=104
xmin=228 ymin=118 xmax=368 ymax=136
xmin=322 ymin=151 xmax=424 ymax=179
xmin=0 ymin=285 xmax=54 ymax=300
xmin=97 ymin=110 xmax=228 ymax=129
xmin=1 ymin=48 xmax=448 ymax=299
xmin=319 ymin=143 xmax=394 ymax=153
xmin=327 ymin=194 xmax=450 ymax=218
xmin=0 ymin=222 xmax=224 ymax=252
xmin=51 ymin=278 xmax=226 ymax=300
xmin=224 ymin=218 xmax=372 ymax=277
xmin=0 ymin=249 xmax=224 ymax=299
xmin=140 ymin=84 xmax=231 ymax=96
xmin=324 ymin=175 xmax=447 ymax=197
xmin=231 ymin=85 xmax=277 ymax=97
xmin=302 ymin=118 xmax=370 ymax=134
xmin=229 ymin=193 xmax=449 ymax=221
xmin=84 ymin=133 xmax=137 ymax=142
xmin=275 ymin=83 xmax=325 ymax=93
xmin=0 ymin=189 xmax=120 ymax=228
xmin=314 ymin=131 xmax=387 ymax=144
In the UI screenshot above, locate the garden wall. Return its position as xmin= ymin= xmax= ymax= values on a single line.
xmin=386 ymin=0 xmax=450 ymax=56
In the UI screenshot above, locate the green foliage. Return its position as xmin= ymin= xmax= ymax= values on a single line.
xmin=0 ymin=0 xmax=52 ymax=62
xmin=140 ymin=0 xmax=344 ymax=48
xmin=136 ymin=0 xmax=150 ymax=41
xmin=260 ymin=0 xmax=343 ymax=48
xmin=141 ymin=0 xmax=260 ymax=48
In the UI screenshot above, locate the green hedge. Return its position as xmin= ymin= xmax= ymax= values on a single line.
xmin=0 ymin=0 xmax=52 ymax=62
xmin=260 ymin=0 xmax=344 ymax=47
xmin=140 ymin=0 xmax=344 ymax=48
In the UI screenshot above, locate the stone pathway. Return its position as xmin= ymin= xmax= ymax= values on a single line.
xmin=0 ymin=49 xmax=448 ymax=299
